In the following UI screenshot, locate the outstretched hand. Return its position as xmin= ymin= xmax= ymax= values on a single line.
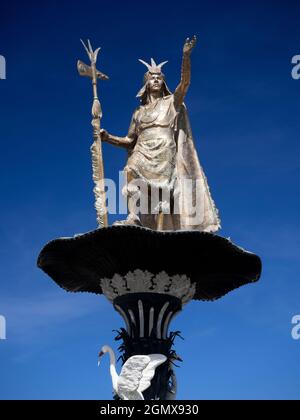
xmin=183 ymin=35 xmax=197 ymax=55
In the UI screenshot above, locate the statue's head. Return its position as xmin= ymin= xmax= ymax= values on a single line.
xmin=136 ymin=58 xmax=171 ymax=104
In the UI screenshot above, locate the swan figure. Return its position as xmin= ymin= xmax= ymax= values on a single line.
xmin=98 ymin=345 xmax=167 ymax=400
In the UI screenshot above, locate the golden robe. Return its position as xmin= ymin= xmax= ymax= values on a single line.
xmin=124 ymin=95 xmax=221 ymax=233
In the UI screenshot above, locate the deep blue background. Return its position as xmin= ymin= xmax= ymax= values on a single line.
xmin=0 ymin=0 xmax=300 ymax=399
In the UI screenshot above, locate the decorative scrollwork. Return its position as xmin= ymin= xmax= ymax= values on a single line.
xmin=100 ymin=270 xmax=195 ymax=305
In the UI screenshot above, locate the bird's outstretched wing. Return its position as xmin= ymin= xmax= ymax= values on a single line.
xmin=117 ymin=354 xmax=167 ymax=399
xmin=138 ymin=354 xmax=167 ymax=393
xmin=118 ymin=355 xmax=150 ymax=395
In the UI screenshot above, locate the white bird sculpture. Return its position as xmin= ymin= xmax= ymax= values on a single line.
xmin=98 ymin=345 xmax=167 ymax=400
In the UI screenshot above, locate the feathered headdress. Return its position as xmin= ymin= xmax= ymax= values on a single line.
xmin=136 ymin=58 xmax=172 ymax=102
xmin=138 ymin=58 xmax=168 ymax=74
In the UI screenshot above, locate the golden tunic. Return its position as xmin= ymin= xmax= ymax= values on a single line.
xmin=125 ymin=95 xmax=178 ymax=190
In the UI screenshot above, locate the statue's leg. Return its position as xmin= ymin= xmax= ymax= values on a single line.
xmin=113 ymin=169 xmax=142 ymax=226
xmin=157 ymin=212 xmax=164 ymax=231
xmin=139 ymin=185 xmax=156 ymax=229
xmin=155 ymin=187 xmax=173 ymax=231
xmin=127 ymin=170 xmax=142 ymax=225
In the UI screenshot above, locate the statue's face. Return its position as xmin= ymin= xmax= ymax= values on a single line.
xmin=147 ymin=73 xmax=164 ymax=93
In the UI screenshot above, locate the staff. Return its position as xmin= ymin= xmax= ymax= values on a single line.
xmin=77 ymin=39 xmax=109 ymax=228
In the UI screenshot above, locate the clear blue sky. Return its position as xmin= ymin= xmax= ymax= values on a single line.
xmin=0 ymin=0 xmax=300 ymax=400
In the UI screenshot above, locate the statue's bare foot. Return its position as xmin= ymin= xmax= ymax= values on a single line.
xmin=113 ymin=214 xmax=142 ymax=227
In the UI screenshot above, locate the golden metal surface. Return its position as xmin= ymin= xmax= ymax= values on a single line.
xmin=100 ymin=36 xmax=220 ymax=232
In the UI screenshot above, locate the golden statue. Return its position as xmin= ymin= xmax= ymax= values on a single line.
xmin=99 ymin=37 xmax=220 ymax=232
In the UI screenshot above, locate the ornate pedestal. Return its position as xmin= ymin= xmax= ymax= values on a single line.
xmin=100 ymin=271 xmax=195 ymax=399
xmin=37 ymin=225 xmax=262 ymax=399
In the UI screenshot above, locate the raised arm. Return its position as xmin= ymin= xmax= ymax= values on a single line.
xmin=174 ymin=36 xmax=197 ymax=108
